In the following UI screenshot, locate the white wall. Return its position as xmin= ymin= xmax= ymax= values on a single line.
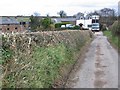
xmin=76 ymin=19 xmax=92 ymax=28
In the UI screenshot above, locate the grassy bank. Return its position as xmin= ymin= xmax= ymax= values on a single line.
xmin=30 ymin=43 xmax=74 ymax=88
xmin=2 ymin=43 xmax=74 ymax=88
xmin=103 ymin=30 xmax=119 ymax=50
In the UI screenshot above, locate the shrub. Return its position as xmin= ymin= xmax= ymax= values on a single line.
xmin=110 ymin=21 xmax=120 ymax=36
xmin=41 ymin=17 xmax=53 ymax=29
xmin=101 ymin=24 xmax=108 ymax=31
xmin=69 ymin=25 xmax=80 ymax=30
xmin=1 ymin=36 xmax=13 ymax=64
xmin=55 ymin=23 xmax=62 ymax=28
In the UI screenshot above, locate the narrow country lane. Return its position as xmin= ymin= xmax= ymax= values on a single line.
xmin=67 ymin=31 xmax=118 ymax=88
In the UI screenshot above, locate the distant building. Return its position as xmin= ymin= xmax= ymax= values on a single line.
xmin=0 ymin=16 xmax=25 ymax=33
xmin=76 ymin=18 xmax=92 ymax=30
xmin=16 ymin=16 xmax=30 ymax=30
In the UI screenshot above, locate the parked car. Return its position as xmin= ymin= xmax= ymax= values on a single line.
xmin=61 ymin=25 xmax=66 ymax=28
xmin=92 ymin=23 xmax=100 ymax=31
xmin=66 ymin=24 xmax=74 ymax=28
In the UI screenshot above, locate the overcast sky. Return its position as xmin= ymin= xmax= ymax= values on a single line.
xmin=0 ymin=0 xmax=119 ymax=16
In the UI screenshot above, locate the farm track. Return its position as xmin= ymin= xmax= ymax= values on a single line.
xmin=65 ymin=31 xmax=118 ymax=88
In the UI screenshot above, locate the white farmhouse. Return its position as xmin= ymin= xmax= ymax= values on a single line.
xmin=76 ymin=18 xmax=92 ymax=30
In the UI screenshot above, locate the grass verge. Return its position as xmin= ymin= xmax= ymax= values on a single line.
xmin=103 ymin=30 xmax=120 ymax=50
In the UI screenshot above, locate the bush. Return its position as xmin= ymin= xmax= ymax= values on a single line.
xmin=41 ymin=17 xmax=53 ymax=29
xmin=101 ymin=24 xmax=108 ymax=31
xmin=74 ymin=25 xmax=80 ymax=29
xmin=110 ymin=21 xmax=120 ymax=36
xmin=55 ymin=23 xmax=62 ymax=28
xmin=1 ymin=36 xmax=13 ymax=64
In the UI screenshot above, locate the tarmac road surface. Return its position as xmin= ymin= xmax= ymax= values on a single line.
xmin=69 ymin=31 xmax=118 ymax=88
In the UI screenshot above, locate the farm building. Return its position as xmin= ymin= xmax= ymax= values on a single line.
xmin=0 ymin=16 xmax=25 ymax=33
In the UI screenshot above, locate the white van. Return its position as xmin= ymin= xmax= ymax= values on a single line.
xmin=92 ymin=23 xmax=100 ymax=31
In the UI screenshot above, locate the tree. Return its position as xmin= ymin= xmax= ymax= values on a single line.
xmin=98 ymin=8 xmax=116 ymax=26
xmin=86 ymin=11 xmax=99 ymax=17
xmin=86 ymin=8 xmax=117 ymax=26
xmin=99 ymin=8 xmax=115 ymax=17
xmin=73 ymin=12 xmax=84 ymax=19
xmin=30 ymin=15 xmax=40 ymax=31
xmin=57 ymin=10 xmax=67 ymax=18
xmin=41 ymin=17 xmax=53 ymax=29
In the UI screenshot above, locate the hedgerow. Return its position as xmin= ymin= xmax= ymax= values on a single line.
xmin=1 ymin=30 xmax=93 ymax=88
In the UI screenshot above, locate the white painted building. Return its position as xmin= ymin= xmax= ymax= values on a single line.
xmin=76 ymin=19 xmax=92 ymax=29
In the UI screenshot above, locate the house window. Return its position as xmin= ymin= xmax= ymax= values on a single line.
xmin=15 ymin=27 xmax=18 ymax=30
xmin=8 ymin=24 xmax=10 ymax=26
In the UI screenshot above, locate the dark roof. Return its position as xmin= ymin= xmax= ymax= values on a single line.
xmin=60 ymin=18 xmax=76 ymax=21
xmin=0 ymin=17 xmax=19 ymax=25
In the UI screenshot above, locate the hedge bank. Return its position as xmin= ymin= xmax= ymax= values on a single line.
xmin=1 ymin=30 xmax=93 ymax=88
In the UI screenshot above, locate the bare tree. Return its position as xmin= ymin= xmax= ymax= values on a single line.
xmin=57 ymin=10 xmax=67 ymax=18
xmin=99 ymin=8 xmax=115 ymax=17
xmin=74 ymin=12 xmax=84 ymax=19
xmin=99 ymin=8 xmax=116 ymax=26
xmin=86 ymin=8 xmax=117 ymax=26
